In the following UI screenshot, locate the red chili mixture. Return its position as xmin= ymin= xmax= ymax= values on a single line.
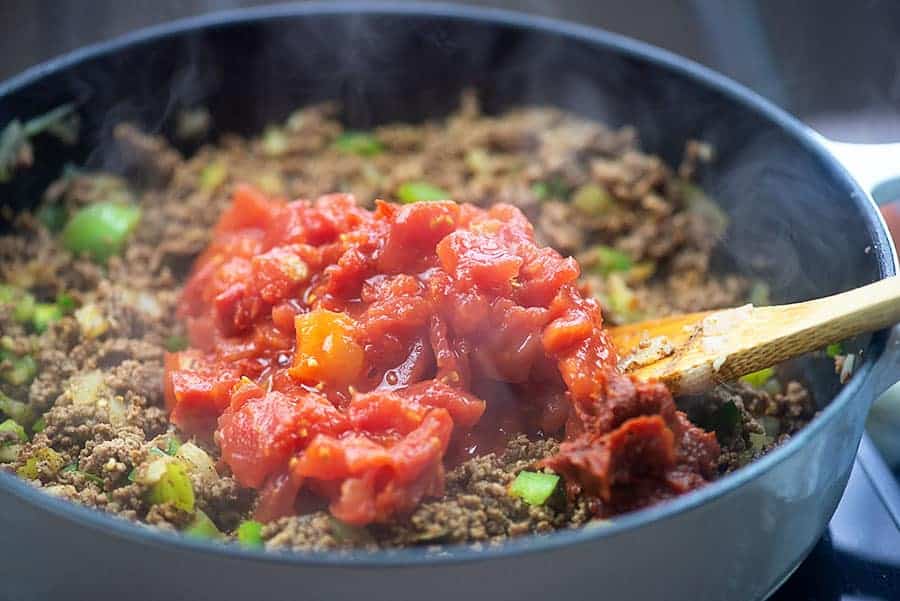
xmin=165 ymin=185 xmax=719 ymax=526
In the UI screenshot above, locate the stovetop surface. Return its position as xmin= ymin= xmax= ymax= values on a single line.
xmin=771 ymin=435 xmax=900 ymax=600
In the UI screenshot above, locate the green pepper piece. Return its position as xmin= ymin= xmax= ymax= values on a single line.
xmin=164 ymin=334 xmax=189 ymax=352
xmin=184 ymin=510 xmax=222 ymax=540
xmin=31 ymin=416 xmax=46 ymax=434
xmin=396 ymin=182 xmax=450 ymax=204
xmin=509 ymin=470 xmax=560 ymax=506
xmin=13 ymin=293 xmax=36 ymax=323
xmin=237 ymin=520 xmax=264 ymax=548
xmin=571 ymin=184 xmax=613 ymax=215
xmin=530 ymin=182 xmax=549 ymax=200
xmin=0 ymin=286 xmax=37 ymax=324
xmin=530 ymin=177 xmax=569 ymax=201
xmin=17 ymin=447 xmax=64 ymax=479
xmin=826 ymin=343 xmax=843 ymax=358
xmin=32 ymin=303 xmax=62 ymax=333
xmin=61 ymin=202 xmax=142 ymax=262
xmin=0 ymin=390 xmax=35 ymax=426
xmin=0 ymin=418 xmax=27 ymax=443
xmin=147 ymin=460 xmax=195 ymax=512
xmin=740 ymin=367 xmax=775 ymax=389
xmin=1 ymin=352 xmax=36 ymax=386
xmin=591 ymin=246 xmax=633 ymax=275
xmin=37 ymin=204 xmax=69 ymax=233
xmin=334 ymin=132 xmax=384 ymax=157
xmin=0 ymin=285 xmax=15 ymax=304
xmin=199 ymin=161 xmax=228 ymax=193
xmin=55 ymin=292 xmax=77 ymax=314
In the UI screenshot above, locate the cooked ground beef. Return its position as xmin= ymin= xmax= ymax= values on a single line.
xmin=0 ymin=92 xmax=817 ymax=550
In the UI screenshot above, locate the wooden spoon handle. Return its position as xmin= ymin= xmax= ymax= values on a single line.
xmin=619 ymin=276 xmax=900 ymax=394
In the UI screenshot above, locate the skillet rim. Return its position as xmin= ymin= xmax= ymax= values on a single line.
xmin=0 ymin=0 xmax=895 ymax=568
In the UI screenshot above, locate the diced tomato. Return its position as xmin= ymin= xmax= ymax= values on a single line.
xmin=165 ymin=350 xmax=241 ymax=434
xmin=217 ymin=385 xmax=296 ymax=488
xmin=271 ymin=302 xmax=299 ymax=333
xmin=252 ymin=246 xmax=310 ymax=304
xmin=254 ymin=471 xmax=302 ymax=523
xmin=398 ymin=381 xmax=485 ymax=428
xmin=378 ymin=201 xmax=460 ymax=272
xmin=294 ymin=409 xmax=452 ymax=525
xmin=348 ymin=391 xmax=427 ymax=435
xmin=516 ymin=247 xmax=580 ymax=307
xmin=165 ymin=186 xmax=719 ymax=526
xmin=387 ymin=409 xmax=452 ymax=482
xmin=219 ymin=383 xmax=342 ymax=488
xmin=436 ymin=229 xmax=523 ymax=294
xmin=215 ymin=184 xmax=282 ymax=237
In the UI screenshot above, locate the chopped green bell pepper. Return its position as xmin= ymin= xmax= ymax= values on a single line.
xmin=590 ymin=246 xmax=633 ymax=275
xmin=0 ymin=285 xmax=37 ymax=323
xmin=146 ymin=460 xmax=195 ymax=512
xmin=0 ymin=390 xmax=35 ymax=426
xmin=237 ymin=520 xmax=264 ymax=548
xmin=509 ymin=470 xmax=560 ymax=506
xmin=0 ymin=351 xmax=36 ymax=386
xmin=0 ymin=418 xmax=27 ymax=443
xmin=740 ymin=367 xmax=775 ymax=389
xmin=31 ymin=416 xmax=46 ymax=434
xmin=61 ymin=202 xmax=142 ymax=262
xmin=184 ymin=510 xmax=222 ymax=540
xmin=397 ymin=181 xmax=449 ymax=204
xmin=199 ymin=161 xmax=228 ymax=193
xmin=32 ymin=303 xmax=62 ymax=333
xmin=334 ymin=132 xmax=383 ymax=157
xmin=17 ymin=447 xmax=64 ymax=479
xmin=530 ymin=177 xmax=569 ymax=201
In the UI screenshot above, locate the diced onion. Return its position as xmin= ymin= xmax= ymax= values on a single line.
xmin=74 ymin=303 xmax=109 ymax=339
xmin=70 ymin=370 xmax=106 ymax=405
xmin=175 ymin=442 xmax=219 ymax=483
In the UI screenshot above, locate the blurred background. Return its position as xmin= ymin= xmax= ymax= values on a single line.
xmin=3 ymin=0 xmax=900 ymax=142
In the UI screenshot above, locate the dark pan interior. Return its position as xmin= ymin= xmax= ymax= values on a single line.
xmin=0 ymin=9 xmax=888 ymax=409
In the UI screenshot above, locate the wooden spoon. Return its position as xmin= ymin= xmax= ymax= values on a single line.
xmin=607 ymin=276 xmax=900 ymax=395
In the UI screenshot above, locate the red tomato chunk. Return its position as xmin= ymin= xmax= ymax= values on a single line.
xmin=165 ymin=186 xmax=719 ymax=525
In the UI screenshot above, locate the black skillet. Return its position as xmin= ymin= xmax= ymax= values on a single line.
xmin=0 ymin=4 xmax=898 ymax=600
